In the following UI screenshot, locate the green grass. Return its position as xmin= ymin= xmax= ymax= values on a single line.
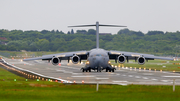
xmin=1 ymin=67 xmax=180 ymax=101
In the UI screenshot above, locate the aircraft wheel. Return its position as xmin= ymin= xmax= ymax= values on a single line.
xmin=86 ymin=70 xmax=88 ymax=72
xmin=109 ymin=70 xmax=111 ymax=72
xmin=89 ymin=69 xmax=91 ymax=72
xmin=82 ymin=69 xmax=85 ymax=72
xmin=112 ymin=69 xmax=114 ymax=72
xmin=106 ymin=69 xmax=108 ymax=72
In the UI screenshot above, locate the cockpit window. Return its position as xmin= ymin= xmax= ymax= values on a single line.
xmin=96 ymin=54 xmax=101 ymax=56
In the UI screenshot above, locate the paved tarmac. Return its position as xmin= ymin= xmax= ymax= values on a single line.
xmin=2 ymin=58 xmax=180 ymax=85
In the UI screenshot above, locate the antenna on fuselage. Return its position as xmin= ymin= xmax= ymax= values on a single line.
xmin=68 ymin=21 xmax=126 ymax=49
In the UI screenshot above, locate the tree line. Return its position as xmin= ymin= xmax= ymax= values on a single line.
xmin=0 ymin=28 xmax=180 ymax=56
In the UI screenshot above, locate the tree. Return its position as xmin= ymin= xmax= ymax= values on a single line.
xmin=118 ymin=28 xmax=130 ymax=35
xmin=174 ymin=45 xmax=180 ymax=57
xmin=147 ymin=31 xmax=164 ymax=35
xmin=71 ymin=29 xmax=74 ymax=34
xmin=77 ymin=30 xmax=87 ymax=34
xmin=41 ymin=30 xmax=50 ymax=34
xmin=67 ymin=31 xmax=71 ymax=34
xmin=87 ymin=29 xmax=96 ymax=35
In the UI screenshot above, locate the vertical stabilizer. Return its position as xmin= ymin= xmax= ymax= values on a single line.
xmin=96 ymin=22 xmax=99 ymax=49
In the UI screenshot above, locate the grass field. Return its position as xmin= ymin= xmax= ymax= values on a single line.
xmin=1 ymin=66 xmax=180 ymax=101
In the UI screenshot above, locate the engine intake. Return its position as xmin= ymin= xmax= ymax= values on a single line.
xmin=51 ymin=57 xmax=60 ymax=65
xmin=117 ymin=55 xmax=126 ymax=64
xmin=138 ymin=57 xmax=145 ymax=65
xmin=71 ymin=55 xmax=80 ymax=64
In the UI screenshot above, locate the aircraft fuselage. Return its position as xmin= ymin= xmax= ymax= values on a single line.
xmin=86 ymin=48 xmax=110 ymax=70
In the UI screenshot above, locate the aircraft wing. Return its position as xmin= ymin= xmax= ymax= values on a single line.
xmin=23 ymin=51 xmax=89 ymax=61
xmin=108 ymin=50 xmax=174 ymax=61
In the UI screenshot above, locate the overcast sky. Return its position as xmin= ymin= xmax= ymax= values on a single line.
xmin=0 ymin=0 xmax=179 ymax=34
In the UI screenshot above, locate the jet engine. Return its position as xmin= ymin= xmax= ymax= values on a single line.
xmin=117 ymin=55 xmax=126 ymax=64
xmin=51 ymin=57 xmax=60 ymax=65
xmin=137 ymin=57 xmax=145 ymax=65
xmin=71 ymin=55 xmax=80 ymax=64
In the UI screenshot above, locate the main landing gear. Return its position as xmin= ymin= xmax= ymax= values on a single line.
xmin=81 ymin=67 xmax=91 ymax=72
xmin=81 ymin=67 xmax=116 ymax=72
xmin=105 ymin=67 xmax=116 ymax=72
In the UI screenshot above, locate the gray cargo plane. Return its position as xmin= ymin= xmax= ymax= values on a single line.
xmin=23 ymin=22 xmax=174 ymax=72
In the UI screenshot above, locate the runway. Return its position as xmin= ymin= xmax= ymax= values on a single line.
xmin=2 ymin=58 xmax=180 ymax=85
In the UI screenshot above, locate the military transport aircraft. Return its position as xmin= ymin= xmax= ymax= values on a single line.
xmin=23 ymin=22 xmax=174 ymax=72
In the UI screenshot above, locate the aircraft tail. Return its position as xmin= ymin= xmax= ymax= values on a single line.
xmin=68 ymin=21 xmax=126 ymax=48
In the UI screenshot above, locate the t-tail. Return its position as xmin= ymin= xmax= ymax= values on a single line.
xmin=68 ymin=21 xmax=126 ymax=48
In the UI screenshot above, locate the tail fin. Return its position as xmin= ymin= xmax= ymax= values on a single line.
xmin=68 ymin=21 xmax=126 ymax=48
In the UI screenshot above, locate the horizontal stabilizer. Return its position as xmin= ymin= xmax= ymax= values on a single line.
xmin=68 ymin=21 xmax=127 ymax=49
xmin=99 ymin=24 xmax=127 ymax=27
xmin=69 ymin=24 xmax=127 ymax=27
xmin=68 ymin=24 xmax=96 ymax=27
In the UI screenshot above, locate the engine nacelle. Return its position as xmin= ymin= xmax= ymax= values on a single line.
xmin=117 ymin=55 xmax=126 ymax=64
xmin=137 ymin=57 xmax=145 ymax=65
xmin=51 ymin=57 xmax=60 ymax=65
xmin=71 ymin=55 xmax=80 ymax=64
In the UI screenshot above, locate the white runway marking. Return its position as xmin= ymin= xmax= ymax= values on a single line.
xmin=113 ymin=83 xmax=127 ymax=85
xmin=143 ymin=73 xmax=153 ymax=75
xmin=143 ymin=77 xmax=148 ymax=79
xmin=63 ymin=71 xmax=73 ymax=73
xmin=135 ymin=76 xmax=141 ymax=78
xmin=60 ymin=66 xmax=80 ymax=70
xmin=56 ymin=70 xmax=73 ymax=73
xmin=113 ymin=81 xmax=128 ymax=83
xmin=151 ymin=79 xmax=157 ymax=81
xmin=56 ymin=70 xmax=64 ymax=71
xmin=72 ymin=73 xmax=83 ymax=75
xmin=161 ymin=80 xmax=168 ymax=82
xmin=71 ymin=76 xmax=95 ymax=77
xmin=128 ymin=75 xmax=133 ymax=77
xmin=163 ymin=76 xmax=180 ymax=78
xmin=96 ymin=78 xmax=109 ymax=80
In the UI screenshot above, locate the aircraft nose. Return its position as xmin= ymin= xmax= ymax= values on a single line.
xmin=96 ymin=57 xmax=103 ymax=66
